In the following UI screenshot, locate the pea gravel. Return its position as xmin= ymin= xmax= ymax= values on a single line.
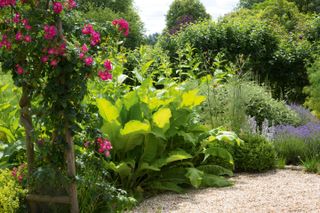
xmin=131 ymin=170 xmax=320 ymax=213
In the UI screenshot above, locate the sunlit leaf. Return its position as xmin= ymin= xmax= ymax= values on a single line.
xmin=96 ymin=98 xmax=119 ymax=122
xmin=180 ymin=89 xmax=206 ymax=108
xmin=120 ymin=120 xmax=150 ymax=136
xmin=152 ymin=108 xmax=172 ymax=129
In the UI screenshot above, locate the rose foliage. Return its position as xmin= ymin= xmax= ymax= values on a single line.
xmin=0 ymin=0 xmax=129 ymax=197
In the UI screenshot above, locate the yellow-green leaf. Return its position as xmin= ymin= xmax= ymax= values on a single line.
xmin=166 ymin=150 xmax=192 ymax=163
xmin=123 ymin=91 xmax=139 ymax=110
xmin=152 ymin=108 xmax=172 ymax=129
xmin=120 ymin=120 xmax=151 ymax=136
xmin=96 ymin=98 xmax=119 ymax=123
xmin=180 ymin=89 xmax=206 ymax=108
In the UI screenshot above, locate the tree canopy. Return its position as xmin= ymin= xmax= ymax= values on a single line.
xmin=165 ymin=0 xmax=211 ymax=34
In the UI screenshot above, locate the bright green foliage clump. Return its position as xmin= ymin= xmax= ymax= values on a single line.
xmin=96 ymin=78 xmax=242 ymax=195
xmin=0 ymin=74 xmax=22 ymax=144
xmin=233 ymin=133 xmax=277 ymax=172
xmin=0 ymin=169 xmax=27 ymax=212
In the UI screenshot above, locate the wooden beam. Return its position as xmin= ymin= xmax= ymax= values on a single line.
xmin=26 ymin=195 xmax=70 ymax=204
xmin=65 ymin=126 xmax=79 ymax=213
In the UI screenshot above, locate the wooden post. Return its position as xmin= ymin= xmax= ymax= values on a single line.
xmin=19 ymin=85 xmax=37 ymax=212
xmin=19 ymin=86 xmax=35 ymax=177
xmin=65 ymin=125 xmax=79 ymax=213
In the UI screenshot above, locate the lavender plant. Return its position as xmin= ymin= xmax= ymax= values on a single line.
xmin=273 ymin=121 xmax=320 ymax=164
xmin=289 ymin=104 xmax=319 ymax=125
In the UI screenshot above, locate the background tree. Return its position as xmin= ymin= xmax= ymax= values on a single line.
xmin=240 ymin=0 xmax=320 ymax=13
xmin=239 ymin=0 xmax=265 ymax=8
xmin=165 ymin=0 xmax=211 ymax=34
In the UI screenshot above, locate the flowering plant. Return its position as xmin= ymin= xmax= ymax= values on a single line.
xmin=0 ymin=0 xmax=129 ymax=207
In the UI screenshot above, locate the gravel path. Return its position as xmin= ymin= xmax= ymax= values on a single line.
xmin=131 ymin=170 xmax=320 ymax=213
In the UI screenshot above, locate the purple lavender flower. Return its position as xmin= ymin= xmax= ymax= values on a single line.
xmin=289 ymin=104 xmax=319 ymax=125
xmin=274 ymin=122 xmax=320 ymax=139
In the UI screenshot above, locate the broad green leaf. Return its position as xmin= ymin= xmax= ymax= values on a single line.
xmin=138 ymin=162 xmax=160 ymax=172
xmin=186 ymin=168 xmax=204 ymax=188
xmin=197 ymin=165 xmax=233 ymax=176
xmin=96 ymin=98 xmax=119 ymax=123
xmin=117 ymin=162 xmax=132 ymax=179
xmin=204 ymin=147 xmax=234 ymax=165
xmin=216 ymin=131 xmax=243 ymax=146
xmin=201 ymin=174 xmax=232 ymax=187
xmin=0 ymin=103 xmax=10 ymax=111
xmin=156 ymin=167 xmax=189 ymax=184
xmin=141 ymin=135 xmax=163 ymax=163
xmin=123 ymin=91 xmax=139 ymax=110
xmin=148 ymin=181 xmax=184 ymax=193
xmin=141 ymin=60 xmax=154 ymax=74
xmin=117 ymin=74 xmax=128 ymax=84
xmin=0 ymin=126 xmax=15 ymax=143
xmin=166 ymin=150 xmax=192 ymax=164
xmin=106 ymin=162 xmax=131 ymax=180
xmin=180 ymin=89 xmax=206 ymax=108
xmin=123 ymin=134 xmax=144 ymax=152
xmin=0 ymin=84 xmax=9 ymax=93
xmin=120 ymin=120 xmax=150 ymax=136
xmin=152 ymin=108 xmax=172 ymax=129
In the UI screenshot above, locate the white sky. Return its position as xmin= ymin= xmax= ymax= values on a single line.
xmin=134 ymin=0 xmax=240 ymax=35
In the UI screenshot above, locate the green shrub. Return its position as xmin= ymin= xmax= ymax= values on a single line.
xmin=233 ymin=133 xmax=276 ymax=172
xmin=202 ymin=78 xmax=299 ymax=130
xmin=0 ymin=169 xmax=27 ymax=212
xmin=77 ymin=154 xmax=136 ymax=213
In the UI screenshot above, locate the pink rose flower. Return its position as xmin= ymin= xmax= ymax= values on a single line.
xmin=50 ymin=59 xmax=58 ymax=67
xmin=68 ymin=0 xmax=76 ymax=9
xmin=82 ymin=24 xmax=93 ymax=35
xmin=24 ymin=35 xmax=32 ymax=42
xmin=81 ymin=44 xmax=89 ymax=53
xmin=112 ymin=18 xmax=129 ymax=37
xmin=44 ymin=25 xmax=57 ymax=40
xmin=13 ymin=13 xmax=20 ymax=23
xmin=53 ymin=2 xmax=63 ymax=14
xmin=98 ymin=70 xmax=112 ymax=81
xmin=15 ymin=32 xmax=23 ymax=41
xmin=41 ymin=55 xmax=49 ymax=63
xmin=84 ymin=56 xmax=93 ymax=66
xmin=79 ymin=52 xmax=85 ymax=59
xmin=16 ymin=64 xmax=24 ymax=75
xmin=103 ymin=60 xmax=112 ymax=71
xmin=90 ymin=31 xmax=100 ymax=46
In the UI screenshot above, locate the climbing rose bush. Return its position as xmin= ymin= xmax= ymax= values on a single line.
xmin=0 ymin=1 xmax=130 ymax=184
xmin=0 ymin=0 xmax=129 ymax=82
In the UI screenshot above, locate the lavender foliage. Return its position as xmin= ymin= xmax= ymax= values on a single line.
xmin=274 ymin=122 xmax=320 ymax=139
xmin=289 ymin=104 xmax=319 ymax=125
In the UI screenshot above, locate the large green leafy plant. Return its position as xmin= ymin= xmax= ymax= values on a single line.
xmin=95 ymin=78 xmax=242 ymax=195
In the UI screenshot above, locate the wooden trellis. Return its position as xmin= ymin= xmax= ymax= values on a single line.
xmin=20 ymin=86 xmax=79 ymax=213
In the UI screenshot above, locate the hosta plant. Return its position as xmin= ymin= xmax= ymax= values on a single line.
xmin=95 ymin=78 xmax=242 ymax=195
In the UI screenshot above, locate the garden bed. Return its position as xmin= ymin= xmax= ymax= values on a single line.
xmin=132 ymin=170 xmax=320 ymax=213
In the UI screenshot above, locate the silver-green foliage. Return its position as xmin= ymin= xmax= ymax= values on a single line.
xmin=202 ymin=77 xmax=300 ymax=131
